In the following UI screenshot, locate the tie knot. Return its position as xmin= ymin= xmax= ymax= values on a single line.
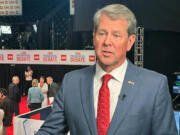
xmin=103 ymin=74 xmax=112 ymax=84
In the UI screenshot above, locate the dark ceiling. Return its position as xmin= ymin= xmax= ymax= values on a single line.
xmin=0 ymin=0 xmax=67 ymax=24
xmin=0 ymin=0 xmax=180 ymax=32
xmin=74 ymin=0 xmax=180 ymax=32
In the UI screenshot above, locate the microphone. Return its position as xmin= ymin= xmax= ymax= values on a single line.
xmin=122 ymin=94 xmax=126 ymax=100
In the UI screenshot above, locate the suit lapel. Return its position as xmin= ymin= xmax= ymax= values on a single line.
xmin=80 ymin=66 xmax=98 ymax=135
xmin=107 ymin=61 xmax=140 ymax=135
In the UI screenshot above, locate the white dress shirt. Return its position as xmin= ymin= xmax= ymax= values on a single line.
xmin=25 ymin=70 xmax=33 ymax=81
xmin=94 ymin=59 xmax=128 ymax=121
xmin=38 ymin=83 xmax=48 ymax=107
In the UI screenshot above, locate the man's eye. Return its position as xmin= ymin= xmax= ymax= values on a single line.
xmin=98 ymin=32 xmax=105 ymax=36
xmin=113 ymin=34 xmax=120 ymax=38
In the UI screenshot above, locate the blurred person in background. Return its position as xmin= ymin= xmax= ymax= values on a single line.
xmin=46 ymin=76 xmax=59 ymax=104
xmin=38 ymin=76 xmax=48 ymax=107
xmin=24 ymin=66 xmax=33 ymax=96
xmin=28 ymin=79 xmax=44 ymax=111
xmin=8 ymin=76 xmax=21 ymax=123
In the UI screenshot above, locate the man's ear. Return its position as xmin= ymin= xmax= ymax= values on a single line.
xmin=127 ymin=34 xmax=136 ymax=51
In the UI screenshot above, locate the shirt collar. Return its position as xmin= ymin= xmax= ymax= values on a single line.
xmin=95 ymin=59 xmax=128 ymax=82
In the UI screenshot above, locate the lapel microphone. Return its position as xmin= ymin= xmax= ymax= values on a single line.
xmin=122 ymin=94 xmax=126 ymax=100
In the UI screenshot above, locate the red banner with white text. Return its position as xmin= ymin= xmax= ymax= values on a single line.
xmin=0 ymin=50 xmax=96 ymax=65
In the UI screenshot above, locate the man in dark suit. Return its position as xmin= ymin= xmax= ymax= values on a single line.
xmin=8 ymin=76 xmax=21 ymax=122
xmin=36 ymin=4 xmax=177 ymax=135
xmin=46 ymin=76 xmax=60 ymax=104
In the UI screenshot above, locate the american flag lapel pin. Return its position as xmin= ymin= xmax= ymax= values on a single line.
xmin=128 ymin=81 xmax=135 ymax=85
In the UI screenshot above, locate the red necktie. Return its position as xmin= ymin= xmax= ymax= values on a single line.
xmin=97 ymin=74 xmax=112 ymax=135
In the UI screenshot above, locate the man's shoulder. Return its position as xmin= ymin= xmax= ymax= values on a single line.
xmin=130 ymin=63 xmax=167 ymax=81
xmin=52 ymin=82 xmax=57 ymax=86
xmin=65 ymin=65 xmax=94 ymax=77
xmin=61 ymin=66 xmax=94 ymax=83
xmin=8 ymin=83 xmax=16 ymax=88
xmin=52 ymin=82 xmax=59 ymax=87
xmin=9 ymin=82 xmax=14 ymax=86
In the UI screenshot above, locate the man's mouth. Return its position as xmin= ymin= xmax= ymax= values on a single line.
xmin=102 ymin=50 xmax=112 ymax=56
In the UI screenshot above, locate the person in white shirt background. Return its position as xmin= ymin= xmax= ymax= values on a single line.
xmin=38 ymin=76 xmax=48 ymax=107
xmin=24 ymin=66 xmax=33 ymax=96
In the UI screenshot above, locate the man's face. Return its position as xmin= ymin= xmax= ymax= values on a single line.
xmin=93 ymin=15 xmax=135 ymax=72
xmin=46 ymin=78 xmax=51 ymax=85
xmin=14 ymin=77 xmax=20 ymax=84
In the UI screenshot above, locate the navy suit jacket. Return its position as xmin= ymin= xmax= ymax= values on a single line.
xmin=48 ymin=82 xmax=59 ymax=98
xmin=36 ymin=61 xmax=177 ymax=135
xmin=8 ymin=83 xmax=21 ymax=103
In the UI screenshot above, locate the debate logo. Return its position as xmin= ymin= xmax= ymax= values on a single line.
xmin=70 ymin=52 xmax=85 ymax=62
xmin=16 ymin=51 xmax=30 ymax=61
xmin=43 ymin=52 xmax=57 ymax=62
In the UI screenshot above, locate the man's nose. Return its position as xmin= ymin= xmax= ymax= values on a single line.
xmin=104 ymin=34 xmax=112 ymax=46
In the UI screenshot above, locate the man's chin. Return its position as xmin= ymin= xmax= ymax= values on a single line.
xmin=98 ymin=60 xmax=114 ymax=67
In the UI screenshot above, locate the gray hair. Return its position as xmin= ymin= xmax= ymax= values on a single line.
xmin=93 ymin=4 xmax=137 ymax=36
xmin=46 ymin=76 xmax=53 ymax=81
xmin=12 ymin=76 xmax=19 ymax=82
